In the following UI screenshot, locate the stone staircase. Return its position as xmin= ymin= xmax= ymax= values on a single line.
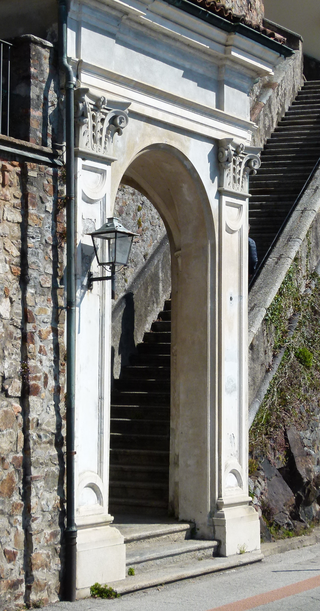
xmin=109 ymin=299 xmax=171 ymax=515
xmin=108 ymin=517 xmax=262 ymax=595
xmin=250 ymin=80 xmax=320 ymax=266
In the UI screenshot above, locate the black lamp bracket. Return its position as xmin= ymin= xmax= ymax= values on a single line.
xmin=87 ymin=271 xmax=112 ymax=289
xmin=87 ymin=264 xmax=116 ymax=298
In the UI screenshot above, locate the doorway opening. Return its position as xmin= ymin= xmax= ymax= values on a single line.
xmin=109 ymin=143 xmax=214 ymax=530
xmin=109 ymin=183 xmax=172 ymax=516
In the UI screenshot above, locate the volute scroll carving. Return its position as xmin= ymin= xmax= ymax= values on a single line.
xmin=74 ymin=87 xmax=130 ymax=159
xmin=218 ymin=139 xmax=261 ymax=195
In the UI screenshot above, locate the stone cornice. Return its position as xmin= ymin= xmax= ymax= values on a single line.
xmin=70 ymin=0 xmax=290 ymax=77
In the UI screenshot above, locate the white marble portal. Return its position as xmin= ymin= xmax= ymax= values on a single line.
xmin=69 ymin=0 xmax=287 ymax=594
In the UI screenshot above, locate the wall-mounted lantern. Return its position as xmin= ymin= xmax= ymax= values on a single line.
xmin=87 ymin=217 xmax=137 ymax=298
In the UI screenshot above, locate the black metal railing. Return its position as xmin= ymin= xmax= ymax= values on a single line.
xmin=0 ymin=39 xmax=12 ymax=136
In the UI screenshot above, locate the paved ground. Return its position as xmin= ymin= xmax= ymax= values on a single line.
xmin=41 ymin=538 xmax=320 ymax=611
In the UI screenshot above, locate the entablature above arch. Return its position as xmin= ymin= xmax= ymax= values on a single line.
xmin=69 ymin=0 xmax=290 ymax=132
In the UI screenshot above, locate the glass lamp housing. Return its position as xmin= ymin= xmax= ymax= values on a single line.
xmin=89 ymin=217 xmax=137 ymax=267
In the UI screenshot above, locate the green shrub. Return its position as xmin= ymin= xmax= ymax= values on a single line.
xmin=90 ymin=583 xmax=120 ymax=599
xmin=295 ymin=346 xmax=313 ymax=368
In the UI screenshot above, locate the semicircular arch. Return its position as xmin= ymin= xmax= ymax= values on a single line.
xmin=112 ymin=142 xmax=217 ymax=521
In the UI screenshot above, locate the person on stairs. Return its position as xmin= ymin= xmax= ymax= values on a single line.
xmin=249 ymin=226 xmax=258 ymax=280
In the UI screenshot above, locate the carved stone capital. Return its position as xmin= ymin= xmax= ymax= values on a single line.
xmin=74 ymin=87 xmax=130 ymax=160
xmin=218 ymin=139 xmax=260 ymax=195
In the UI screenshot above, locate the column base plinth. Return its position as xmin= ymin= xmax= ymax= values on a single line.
xmin=213 ymin=502 xmax=260 ymax=557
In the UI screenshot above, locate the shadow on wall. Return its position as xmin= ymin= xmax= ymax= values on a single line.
xmin=118 ymin=292 xmax=135 ymax=370
xmin=111 ymin=185 xmax=171 ymax=381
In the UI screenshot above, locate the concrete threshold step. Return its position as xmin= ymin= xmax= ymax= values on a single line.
xmin=118 ymin=518 xmax=193 ymax=545
xmin=108 ymin=550 xmax=263 ymax=595
xmin=126 ymin=539 xmax=219 ymax=570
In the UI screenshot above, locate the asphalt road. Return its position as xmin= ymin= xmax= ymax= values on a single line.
xmin=35 ymin=542 xmax=320 ymax=611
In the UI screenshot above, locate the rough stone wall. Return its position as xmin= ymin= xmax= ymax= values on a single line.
xmin=0 ymin=36 xmax=65 ymax=610
xmin=223 ymin=0 xmax=264 ymax=25
xmin=10 ymin=35 xmax=60 ymax=147
xmin=0 ymin=158 xmax=65 ymax=610
xmin=113 ymin=185 xmax=168 ymax=301
xmin=248 ymin=167 xmax=320 ymax=417
xmin=250 ymin=29 xmax=303 ymax=148
xmin=112 ymin=185 xmax=171 ymax=378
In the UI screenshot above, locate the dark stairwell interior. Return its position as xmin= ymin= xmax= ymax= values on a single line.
xmin=250 ymin=80 xmax=320 ymax=276
xmin=109 ymin=299 xmax=171 ymax=515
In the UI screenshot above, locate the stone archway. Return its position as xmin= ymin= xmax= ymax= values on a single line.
xmin=116 ymin=144 xmax=216 ymax=535
xmin=75 ymin=123 xmax=261 ymax=593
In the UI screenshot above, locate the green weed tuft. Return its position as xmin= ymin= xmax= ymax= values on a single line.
xmin=90 ymin=583 xmax=120 ymax=599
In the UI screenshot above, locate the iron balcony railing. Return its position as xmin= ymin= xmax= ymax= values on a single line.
xmin=0 ymin=39 xmax=12 ymax=136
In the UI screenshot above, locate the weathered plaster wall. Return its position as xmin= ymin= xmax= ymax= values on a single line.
xmin=0 ymin=36 xmax=65 ymax=610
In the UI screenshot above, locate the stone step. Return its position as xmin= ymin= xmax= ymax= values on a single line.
xmin=112 ymin=390 xmax=169 ymax=405
xmin=114 ymin=378 xmax=170 ymax=393
xmin=248 ymin=79 xmax=320 ymax=267
xmin=285 ymin=108 xmax=320 ymax=116
xmin=250 ymin=173 xmax=309 ymax=182
xmin=111 ymin=405 xmax=170 ymax=421
xmin=279 ymin=121 xmax=320 ymax=130
xmin=110 ymin=480 xmax=169 ymax=503
xmin=109 ymin=497 xmax=168 ymax=515
xmin=143 ymin=331 xmax=171 ymax=343
xmin=110 ymin=294 xmax=171 ymax=516
xmin=137 ymin=342 xmax=171 ymax=355
xmin=110 ymin=432 xmax=169 ymax=451
xmin=126 ymin=539 xmax=219 ymax=572
xmin=122 ymin=520 xmax=193 ymax=549
xmin=261 ymin=145 xmax=319 ymax=158
xmin=249 ymin=206 xmax=291 ymax=218
xmin=108 ymin=550 xmax=263 ymax=595
xmin=120 ymin=365 xmax=170 ymax=379
xmin=129 ymin=353 xmax=170 ymax=366
xmin=250 ymin=219 xmax=289 ymax=232
xmin=294 ymin=92 xmax=320 ymax=100
xmin=157 ymin=309 xmax=171 ymax=321
xmin=250 ymin=202 xmax=291 ymax=213
xmin=256 ymin=162 xmax=315 ymax=172
xmin=110 ymin=464 xmax=169 ymax=484
xmin=250 ymin=221 xmax=288 ymax=233
xmin=266 ymin=136 xmax=320 ymax=145
xmin=111 ymin=418 xmax=170 ymax=436
xmin=301 ymin=81 xmax=320 ymax=88
xmin=270 ymin=136 xmax=320 ymax=145
xmin=278 ymin=117 xmax=320 ymax=126
xmin=250 ymin=224 xmax=289 ymax=235
xmin=250 ymin=193 xmax=295 ymax=201
xmin=151 ymin=320 xmax=171 ymax=332
xmin=250 ymin=182 xmax=305 ymax=193
xmin=110 ymin=518 xmax=220 ymax=574
xmin=110 ymin=448 xmax=169 ymax=466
